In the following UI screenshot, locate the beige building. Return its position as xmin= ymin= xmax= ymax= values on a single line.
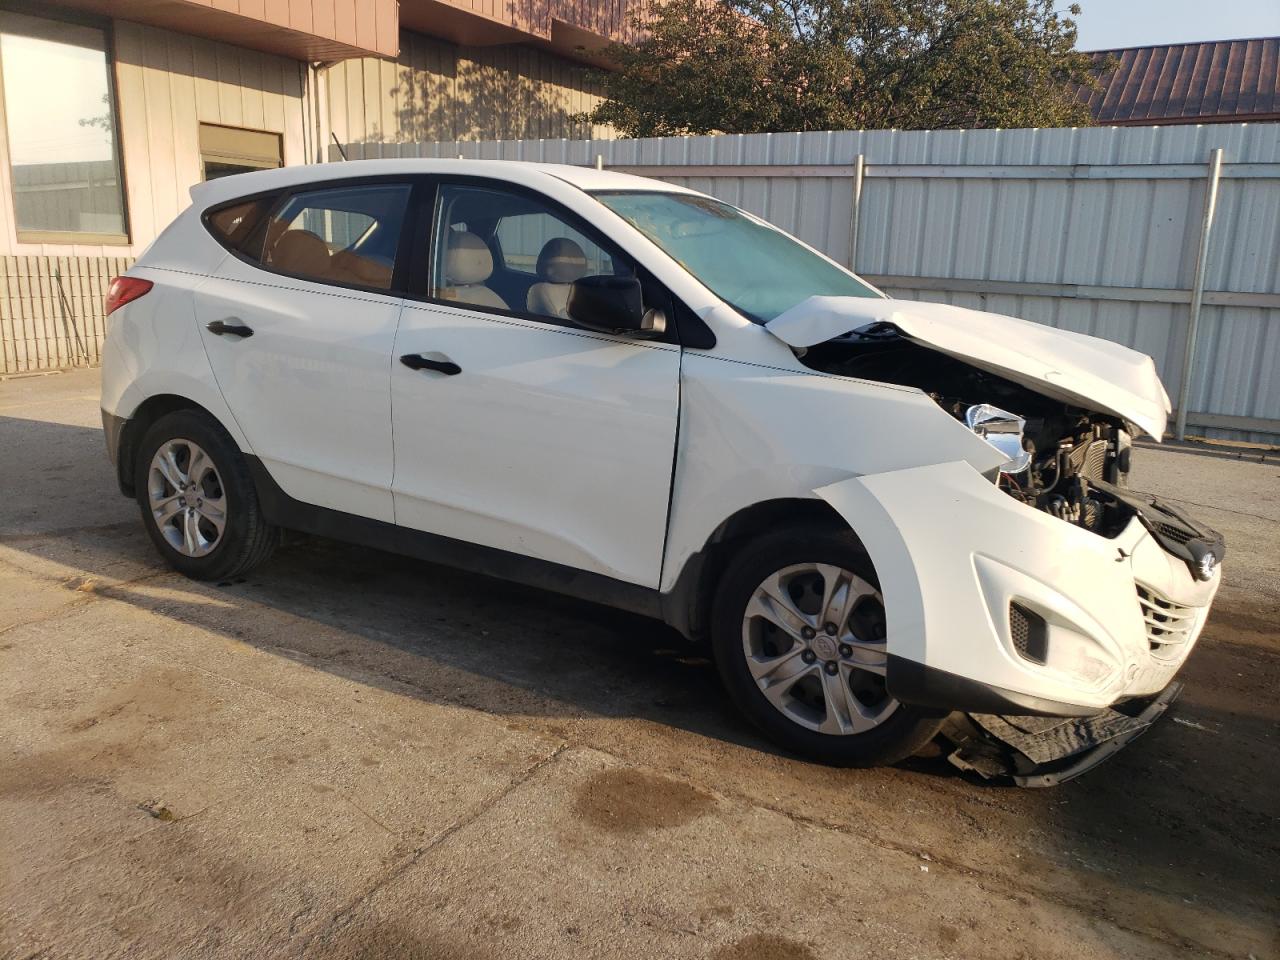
xmin=0 ymin=0 xmax=637 ymax=373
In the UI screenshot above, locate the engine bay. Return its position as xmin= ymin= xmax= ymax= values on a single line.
xmin=799 ymin=328 xmax=1137 ymax=537
xmin=799 ymin=327 xmax=1225 ymax=582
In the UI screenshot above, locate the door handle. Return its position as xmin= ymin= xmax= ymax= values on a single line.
xmin=206 ymin=320 xmax=254 ymax=338
xmin=400 ymin=353 xmax=461 ymax=376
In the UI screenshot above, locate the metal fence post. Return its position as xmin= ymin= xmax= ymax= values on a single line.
xmin=849 ymin=154 xmax=865 ymax=272
xmin=1175 ymin=147 xmax=1224 ymax=441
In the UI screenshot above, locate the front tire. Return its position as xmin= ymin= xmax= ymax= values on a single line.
xmin=135 ymin=409 xmax=279 ymax=581
xmin=711 ymin=526 xmax=945 ymax=767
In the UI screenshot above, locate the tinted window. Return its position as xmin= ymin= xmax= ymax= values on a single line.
xmin=432 ymin=184 xmax=641 ymax=323
xmin=496 ymin=213 xmax=611 ymax=278
xmin=206 ymin=198 xmax=269 ymax=249
xmin=251 ymin=183 xmax=411 ymax=291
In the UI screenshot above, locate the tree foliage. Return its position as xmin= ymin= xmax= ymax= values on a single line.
xmin=579 ymin=0 xmax=1105 ymax=136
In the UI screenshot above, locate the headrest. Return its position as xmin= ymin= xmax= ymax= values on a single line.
xmin=445 ymin=231 xmax=493 ymax=285
xmin=270 ymin=229 xmax=330 ymax=277
xmin=536 ymin=237 xmax=589 ymax=284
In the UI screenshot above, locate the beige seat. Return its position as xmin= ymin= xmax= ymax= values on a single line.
xmin=526 ymin=238 xmax=589 ymax=319
xmin=328 ymin=250 xmax=393 ymax=289
xmin=439 ymin=230 xmax=508 ymax=310
xmin=268 ymin=229 xmax=331 ymax=279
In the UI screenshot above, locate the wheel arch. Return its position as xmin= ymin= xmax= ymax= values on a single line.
xmin=660 ymin=496 xmax=854 ymax=641
xmin=115 ymin=394 xmax=231 ymax=497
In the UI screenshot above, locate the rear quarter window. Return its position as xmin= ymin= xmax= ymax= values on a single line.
xmin=242 ymin=183 xmax=412 ymax=292
xmin=203 ymin=196 xmax=275 ymax=254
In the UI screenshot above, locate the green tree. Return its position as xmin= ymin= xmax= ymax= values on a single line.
xmin=579 ymin=0 xmax=1105 ymax=136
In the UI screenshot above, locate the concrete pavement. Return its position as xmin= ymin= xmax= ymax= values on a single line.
xmin=1 ymin=368 xmax=1276 ymax=959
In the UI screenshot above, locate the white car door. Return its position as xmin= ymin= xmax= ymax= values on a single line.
xmin=390 ymin=181 xmax=681 ymax=588
xmin=196 ymin=181 xmax=414 ymax=522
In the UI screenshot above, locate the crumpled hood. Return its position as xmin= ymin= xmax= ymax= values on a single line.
xmin=766 ymin=297 xmax=1171 ymax=439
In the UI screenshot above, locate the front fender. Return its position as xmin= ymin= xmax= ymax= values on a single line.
xmin=660 ymin=354 xmax=1006 ymax=595
xmin=816 ymin=461 xmax=1163 ymax=715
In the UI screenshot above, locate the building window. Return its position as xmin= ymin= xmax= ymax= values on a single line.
xmin=0 ymin=13 xmax=127 ymax=243
xmin=200 ymin=123 xmax=283 ymax=181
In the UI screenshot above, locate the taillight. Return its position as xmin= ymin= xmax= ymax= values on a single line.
xmin=105 ymin=276 xmax=153 ymax=317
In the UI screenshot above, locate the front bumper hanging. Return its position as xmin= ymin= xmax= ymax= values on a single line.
xmin=941 ymin=681 xmax=1184 ymax=787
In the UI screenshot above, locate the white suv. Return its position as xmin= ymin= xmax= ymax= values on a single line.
xmin=101 ymin=160 xmax=1223 ymax=769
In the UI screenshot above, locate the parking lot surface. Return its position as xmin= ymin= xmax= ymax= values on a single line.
xmin=2 ymin=368 xmax=1277 ymax=960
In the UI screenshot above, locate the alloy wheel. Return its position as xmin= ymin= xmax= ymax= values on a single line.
xmin=741 ymin=563 xmax=898 ymax=735
xmin=147 ymin=439 xmax=227 ymax=558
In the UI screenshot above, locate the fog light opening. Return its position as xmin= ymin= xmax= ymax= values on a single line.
xmin=1009 ymin=602 xmax=1049 ymax=665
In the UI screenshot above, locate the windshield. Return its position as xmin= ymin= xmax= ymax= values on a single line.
xmin=593 ymin=191 xmax=881 ymax=323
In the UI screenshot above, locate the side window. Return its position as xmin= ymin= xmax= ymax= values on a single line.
xmin=250 ymin=183 xmax=411 ymax=291
xmin=431 ymin=184 xmax=638 ymax=324
xmin=205 ymin=196 xmax=273 ymax=252
xmin=496 ymin=213 xmax=611 ymax=278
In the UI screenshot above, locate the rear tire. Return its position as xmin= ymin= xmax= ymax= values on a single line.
xmin=135 ymin=409 xmax=279 ymax=581
xmin=711 ymin=525 xmax=944 ymax=767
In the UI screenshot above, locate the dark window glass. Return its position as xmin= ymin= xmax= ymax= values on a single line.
xmin=252 ymin=183 xmax=411 ymax=291
xmin=199 ymin=123 xmax=282 ymax=181
xmin=206 ymin=199 xmax=265 ymax=246
xmin=433 ymin=184 xmax=642 ymax=324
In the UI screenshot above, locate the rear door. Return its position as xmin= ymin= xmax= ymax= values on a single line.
xmin=389 ymin=179 xmax=681 ymax=587
xmin=196 ymin=180 xmax=416 ymax=522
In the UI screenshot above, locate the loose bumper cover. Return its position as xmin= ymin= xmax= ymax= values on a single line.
xmin=817 ymin=460 xmax=1221 ymax=720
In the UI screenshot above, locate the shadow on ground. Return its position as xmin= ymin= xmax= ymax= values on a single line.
xmin=4 ymin=413 xmax=1278 ymax=953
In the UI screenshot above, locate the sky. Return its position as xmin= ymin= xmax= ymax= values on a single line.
xmin=1070 ymin=0 xmax=1280 ymax=51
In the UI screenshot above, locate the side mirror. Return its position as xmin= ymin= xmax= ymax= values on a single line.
xmin=566 ymin=276 xmax=666 ymax=337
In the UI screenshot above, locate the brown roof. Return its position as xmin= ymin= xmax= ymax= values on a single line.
xmin=1081 ymin=38 xmax=1280 ymax=125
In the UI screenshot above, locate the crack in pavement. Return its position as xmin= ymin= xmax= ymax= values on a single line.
xmin=1156 ymin=495 xmax=1280 ymax=525
xmin=299 ymin=741 xmax=570 ymax=953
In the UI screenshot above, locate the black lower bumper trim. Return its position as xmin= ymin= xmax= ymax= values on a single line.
xmin=1008 ymin=681 xmax=1182 ymax=787
xmin=102 ymin=408 xmax=126 ymax=469
xmin=941 ymin=681 xmax=1183 ymax=787
xmin=886 ymin=654 xmax=1102 ymax=718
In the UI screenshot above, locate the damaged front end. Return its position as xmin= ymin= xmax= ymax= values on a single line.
xmin=782 ymin=297 xmax=1225 ymax=784
xmin=797 ymin=326 xmax=1225 ymax=585
xmin=795 ymin=319 xmax=1225 ymax=587
xmin=940 ymin=682 xmax=1184 ymax=787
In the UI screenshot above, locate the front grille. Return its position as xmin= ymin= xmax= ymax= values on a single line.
xmin=1136 ymin=585 xmax=1198 ymax=659
xmin=1152 ymin=520 xmax=1194 ymax=545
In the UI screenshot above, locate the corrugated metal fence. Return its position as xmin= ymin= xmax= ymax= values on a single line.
xmin=362 ymin=123 xmax=1280 ymax=443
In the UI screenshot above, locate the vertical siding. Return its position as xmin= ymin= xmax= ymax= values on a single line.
xmin=404 ymin=125 xmax=1280 ymax=442
xmin=327 ymin=28 xmax=612 ymax=151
